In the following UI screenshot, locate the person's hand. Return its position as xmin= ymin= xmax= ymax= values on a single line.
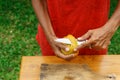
xmin=76 ymin=0 xmax=120 ymax=50
xmin=48 ymin=36 xmax=76 ymax=60
xmin=76 ymin=26 xmax=115 ymax=50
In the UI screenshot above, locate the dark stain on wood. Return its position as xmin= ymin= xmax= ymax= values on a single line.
xmin=40 ymin=63 xmax=116 ymax=80
xmin=64 ymin=76 xmax=74 ymax=80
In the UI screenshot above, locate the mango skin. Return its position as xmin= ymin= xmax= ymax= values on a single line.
xmin=61 ymin=34 xmax=79 ymax=55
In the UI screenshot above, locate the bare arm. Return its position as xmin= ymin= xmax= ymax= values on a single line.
xmin=77 ymin=0 xmax=120 ymax=50
xmin=105 ymin=0 xmax=120 ymax=32
xmin=32 ymin=0 xmax=75 ymax=59
xmin=32 ymin=0 xmax=55 ymax=41
xmin=104 ymin=0 xmax=120 ymax=31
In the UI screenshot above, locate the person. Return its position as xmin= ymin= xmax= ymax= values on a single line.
xmin=32 ymin=0 xmax=120 ymax=59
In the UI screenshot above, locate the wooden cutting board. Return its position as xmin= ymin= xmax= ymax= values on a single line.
xmin=40 ymin=63 xmax=116 ymax=80
xmin=20 ymin=56 xmax=120 ymax=80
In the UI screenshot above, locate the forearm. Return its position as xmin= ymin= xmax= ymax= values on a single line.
xmin=104 ymin=0 xmax=120 ymax=32
xmin=32 ymin=0 xmax=56 ymax=41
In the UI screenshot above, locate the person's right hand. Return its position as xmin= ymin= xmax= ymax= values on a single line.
xmin=48 ymin=36 xmax=76 ymax=60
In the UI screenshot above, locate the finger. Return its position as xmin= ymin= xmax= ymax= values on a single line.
xmin=101 ymin=33 xmax=112 ymax=48
xmin=102 ymin=44 xmax=108 ymax=49
xmin=54 ymin=41 xmax=69 ymax=51
xmin=51 ymin=43 xmax=75 ymax=60
xmin=77 ymin=30 xmax=92 ymax=41
xmin=55 ymin=51 xmax=75 ymax=60
xmin=108 ymin=41 xmax=111 ymax=45
xmin=102 ymin=41 xmax=109 ymax=49
xmin=75 ymin=39 xmax=93 ymax=50
xmin=73 ymin=51 xmax=79 ymax=57
xmin=94 ymin=40 xmax=105 ymax=49
xmin=63 ymin=54 xmax=76 ymax=60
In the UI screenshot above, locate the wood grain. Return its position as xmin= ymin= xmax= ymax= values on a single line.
xmin=19 ymin=55 xmax=120 ymax=80
xmin=40 ymin=64 xmax=116 ymax=80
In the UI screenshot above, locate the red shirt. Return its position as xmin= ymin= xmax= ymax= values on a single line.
xmin=36 ymin=0 xmax=110 ymax=56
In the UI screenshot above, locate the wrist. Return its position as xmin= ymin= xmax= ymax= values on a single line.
xmin=46 ymin=34 xmax=57 ymax=43
xmin=103 ymin=19 xmax=119 ymax=33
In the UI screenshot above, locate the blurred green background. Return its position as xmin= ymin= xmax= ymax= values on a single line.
xmin=0 ymin=0 xmax=120 ymax=80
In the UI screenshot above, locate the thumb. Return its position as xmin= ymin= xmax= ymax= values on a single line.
xmin=77 ymin=30 xmax=92 ymax=41
xmin=75 ymin=39 xmax=92 ymax=50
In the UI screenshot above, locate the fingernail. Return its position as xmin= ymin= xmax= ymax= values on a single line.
xmin=65 ymin=47 xmax=69 ymax=51
xmin=77 ymin=37 xmax=82 ymax=40
xmin=74 ymin=48 xmax=77 ymax=51
xmin=85 ymin=40 xmax=88 ymax=42
xmin=72 ymin=54 xmax=75 ymax=57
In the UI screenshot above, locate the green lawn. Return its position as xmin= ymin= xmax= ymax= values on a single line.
xmin=0 ymin=0 xmax=120 ymax=80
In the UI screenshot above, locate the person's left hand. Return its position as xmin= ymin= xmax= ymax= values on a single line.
xmin=76 ymin=26 xmax=115 ymax=50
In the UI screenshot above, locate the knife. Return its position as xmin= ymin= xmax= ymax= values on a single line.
xmin=54 ymin=38 xmax=86 ymax=46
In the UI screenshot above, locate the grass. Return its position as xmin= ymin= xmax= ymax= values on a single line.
xmin=108 ymin=0 xmax=120 ymax=54
xmin=0 ymin=0 xmax=120 ymax=80
xmin=0 ymin=0 xmax=41 ymax=80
